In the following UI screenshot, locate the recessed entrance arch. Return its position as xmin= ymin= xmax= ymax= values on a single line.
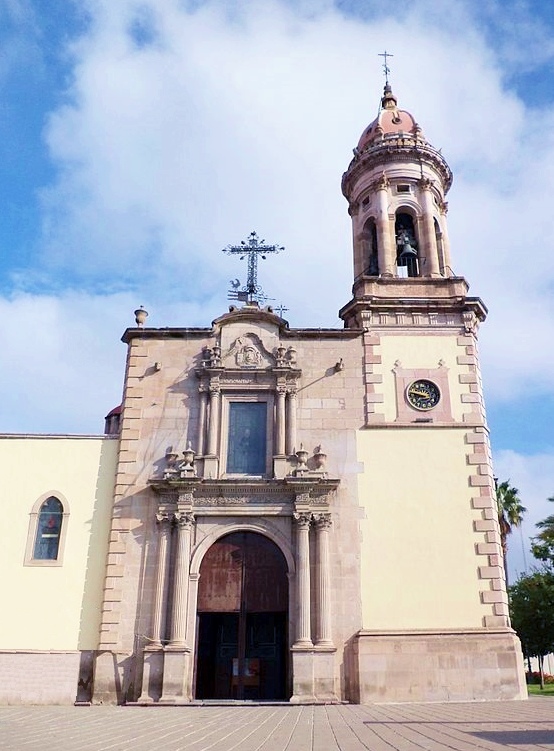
xmin=195 ymin=531 xmax=289 ymax=701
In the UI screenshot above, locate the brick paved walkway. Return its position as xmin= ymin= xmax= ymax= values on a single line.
xmin=0 ymin=699 xmax=553 ymax=750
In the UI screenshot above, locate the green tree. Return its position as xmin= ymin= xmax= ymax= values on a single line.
xmin=496 ymin=480 xmax=526 ymax=586
xmin=531 ymin=496 xmax=554 ymax=568
xmin=509 ymin=571 xmax=554 ymax=689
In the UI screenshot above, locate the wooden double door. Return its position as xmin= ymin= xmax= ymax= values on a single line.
xmin=195 ymin=531 xmax=288 ymax=701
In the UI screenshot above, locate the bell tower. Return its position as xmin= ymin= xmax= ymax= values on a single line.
xmin=339 ymin=81 xmax=473 ymax=327
xmin=340 ymin=79 xmax=527 ymax=702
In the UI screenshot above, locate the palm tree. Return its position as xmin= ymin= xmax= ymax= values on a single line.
xmin=496 ymin=479 xmax=526 ymax=586
xmin=532 ymin=496 xmax=554 ymax=566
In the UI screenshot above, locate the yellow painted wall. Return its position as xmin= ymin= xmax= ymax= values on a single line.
xmin=377 ymin=334 xmax=467 ymax=422
xmin=358 ymin=428 xmax=485 ymax=630
xmin=0 ymin=437 xmax=118 ymax=650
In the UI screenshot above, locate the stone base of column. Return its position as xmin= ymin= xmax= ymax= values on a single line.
xmin=272 ymin=455 xmax=289 ymax=479
xmin=91 ymin=651 xmax=134 ymax=705
xmin=159 ymin=647 xmax=192 ymax=704
xmin=202 ymin=455 xmax=219 ymax=478
xmin=290 ymin=646 xmax=338 ymax=703
xmin=137 ymin=647 xmax=164 ymax=704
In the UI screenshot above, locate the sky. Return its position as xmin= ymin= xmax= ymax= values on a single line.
xmin=1 ymin=0 xmax=554 ymax=579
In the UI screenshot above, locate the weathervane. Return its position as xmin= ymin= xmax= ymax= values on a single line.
xmin=223 ymin=231 xmax=284 ymax=305
xmin=378 ymin=50 xmax=393 ymax=84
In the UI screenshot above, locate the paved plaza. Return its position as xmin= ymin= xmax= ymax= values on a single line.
xmin=0 ymin=699 xmax=553 ymax=751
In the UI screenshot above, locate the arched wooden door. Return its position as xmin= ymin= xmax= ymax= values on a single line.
xmin=195 ymin=531 xmax=288 ymax=700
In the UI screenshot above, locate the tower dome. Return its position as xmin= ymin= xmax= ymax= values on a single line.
xmin=356 ymin=83 xmax=421 ymax=151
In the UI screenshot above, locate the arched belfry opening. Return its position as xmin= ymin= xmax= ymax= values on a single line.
xmin=362 ymin=217 xmax=379 ymax=276
xmin=195 ymin=531 xmax=289 ymax=701
xmin=395 ymin=212 xmax=419 ymax=277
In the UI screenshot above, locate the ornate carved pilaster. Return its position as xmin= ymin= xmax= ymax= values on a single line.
xmin=313 ymin=513 xmax=333 ymax=647
xmin=276 ymin=384 xmax=287 ymax=456
xmin=293 ymin=511 xmax=313 ymax=646
xmin=206 ymin=382 xmax=220 ymax=457
xmin=375 ymin=175 xmax=394 ymax=275
xmin=167 ymin=511 xmax=195 ymax=648
xmin=150 ymin=511 xmax=173 ymax=647
xmin=198 ymin=386 xmax=208 ymax=456
xmin=417 ymin=177 xmax=440 ymax=276
xmin=286 ymin=387 xmax=298 ymax=456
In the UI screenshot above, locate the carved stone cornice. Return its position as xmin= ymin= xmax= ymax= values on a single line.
xmin=340 ymin=277 xmax=487 ymax=329
xmin=342 ymin=140 xmax=452 ymax=200
xmin=196 ymin=367 xmax=301 ymax=393
xmin=149 ymin=476 xmax=339 ymax=512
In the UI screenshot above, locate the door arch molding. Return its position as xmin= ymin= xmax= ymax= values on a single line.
xmin=190 ymin=520 xmax=295 ymax=577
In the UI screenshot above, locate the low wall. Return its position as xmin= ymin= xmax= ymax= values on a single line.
xmin=353 ymin=629 xmax=528 ymax=703
xmin=0 ymin=651 xmax=81 ymax=705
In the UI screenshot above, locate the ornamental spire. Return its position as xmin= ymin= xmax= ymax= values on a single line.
xmin=223 ymin=231 xmax=284 ymax=305
xmin=378 ymin=50 xmax=398 ymax=110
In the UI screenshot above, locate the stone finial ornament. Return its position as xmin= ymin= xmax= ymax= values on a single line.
xmin=134 ymin=306 xmax=148 ymax=327
xmin=313 ymin=446 xmax=327 ymax=470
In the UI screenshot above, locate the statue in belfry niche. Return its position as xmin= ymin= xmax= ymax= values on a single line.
xmin=367 ymin=250 xmax=379 ymax=276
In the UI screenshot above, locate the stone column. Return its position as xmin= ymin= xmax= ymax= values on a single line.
xmin=167 ymin=511 xmax=195 ymax=648
xmin=198 ymin=387 xmax=208 ymax=455
xmin=286 ymin=388 xmax=297 ymax=455
xmin=150 ymin=511 xmax=173 ymax=647
xmin=375 ymin=175 xmax=394 ymax=275
xmin=276 ymin=385 xmax=286 ymax=456
xmin=206 ymin=384 xmax=220 ymax=456
xmin=293 ymin=512 xmax=313 ymax=646
xmin=418 ymin=178 xmax=440 ymax=276
xmin=438 ymin=201 xmax=453 ymax=274
xmin=313 ymin=513 xmax=333 ymax=647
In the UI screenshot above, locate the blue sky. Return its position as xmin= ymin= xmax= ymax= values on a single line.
xmin=1 ymin=0 xmax=554 ymax=578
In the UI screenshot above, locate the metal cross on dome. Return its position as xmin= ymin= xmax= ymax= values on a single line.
xmin=378 ymin=50 xmax=394 ymax=84
xmin=223 ymin=231 xmax=284 ymax=305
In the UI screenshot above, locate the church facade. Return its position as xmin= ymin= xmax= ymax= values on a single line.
xmin=0 ymin=84 xmax=527 ymax=705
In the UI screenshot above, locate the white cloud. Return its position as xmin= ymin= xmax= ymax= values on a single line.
xmin=1 ymin=0 xmax=553 ymax=430
xmin=0 ymin=289 xmax=227 ymax=433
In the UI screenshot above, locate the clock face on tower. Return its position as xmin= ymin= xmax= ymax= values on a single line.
xmin=406 ymin=379 xmax=441 ymax=411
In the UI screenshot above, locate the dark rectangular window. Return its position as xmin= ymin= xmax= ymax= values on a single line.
xmin=227 ymin=402 xmax=267 ymax=474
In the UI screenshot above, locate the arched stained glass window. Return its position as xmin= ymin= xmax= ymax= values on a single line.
xmin=33 ymin=497 xmax=64 ymax=560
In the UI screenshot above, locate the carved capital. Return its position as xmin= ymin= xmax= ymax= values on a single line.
xmin=156 ymin=511 xmax=173 ymax=526
xmin=174 ymin=511 xmax=195 ymax=529
xmin=313 ymin=512 xmax=332 ymax=530
xmin=375 ymin=173 xmax=390 ymax=190
xmin=293 ymin=511 xmax=312 ymax=529
xmin=348 ymin=201 xmax=360 ymax=217
xmin=417 ymin=176 xmax=433 ymax=191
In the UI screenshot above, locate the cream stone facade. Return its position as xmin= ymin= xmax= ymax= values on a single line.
xmin=1 ymin=83 xmax=527 ymax=705
xmin=0 ymin=436 xmax=118 ymax=704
